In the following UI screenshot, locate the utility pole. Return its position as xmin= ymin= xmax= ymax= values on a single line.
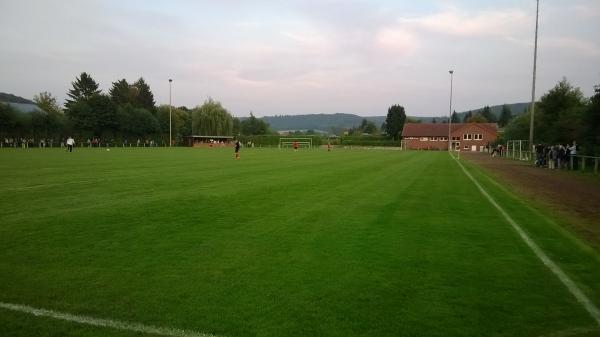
xmin=529 ymin=0 xmax=540 ymax=151
xmin=448 ymin=70 xmax=454 ymax=152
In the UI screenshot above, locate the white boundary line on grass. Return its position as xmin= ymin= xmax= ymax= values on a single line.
xmin=450 ymin=153 xmax=600 ymax=326
xmin=0 ymin=302 xmax=220 ymax=337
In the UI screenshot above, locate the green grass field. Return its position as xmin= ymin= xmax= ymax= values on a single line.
xmin=1 ymin=148 xmax=599 ymax=337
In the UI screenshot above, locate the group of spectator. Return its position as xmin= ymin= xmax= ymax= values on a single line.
xmin=535 ymin=141 xmax=578 ymax=170
xmin=2 ymin=137 xmax=166 ymax=148
xmin=3 ymin=138 xmax=56 ymax=148
xmin=490 ymin=144 xmax=505 ymax=157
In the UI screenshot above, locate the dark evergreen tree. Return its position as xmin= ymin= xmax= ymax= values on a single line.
xmin=133 ymin=78 xmax=156 ymax=112
xmin=480 ymin=105 xmax=496 ymax=123
xmin=432 ymin=118 xmax=437 ymax=124
xmin=498 ymin=104 xmax=513 ymax=127
xmin=462 ymin=110 xmax=472 ymax=123
xmin=88 ymin=94 xmax=118 ymax=136
xmin=451 ymin=110 xmax=459 ymax=123
xmin=0 ymin=103 xmax=18 ymax=138
xmin=232 ymin=117 xmax=241 ymax=136
xmin=384 ymin=104 xmax=406 ymax=140
xmin=109 ymin=79 xmax=134 ymax=106
xmin=581 ymin=84 xmax=600 ymax=154
xmin=65 ymin=72 xmax=101 ymax=108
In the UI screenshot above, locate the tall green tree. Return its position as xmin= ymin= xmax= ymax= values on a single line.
xmin=480 ymin=106 xmax=496 ymax=123
xmin=581 ymin=84 xmax=600 ymax=154
xmin=117 ymin=104 xmax=160 ymax=138
xmin=132 ymin=78 xmax=156 ymax=112
xmin=536 ymin=78 xmax=586 ymax=144
xmin=192 ymin=98 xmax=233 ymax=136
xmin=384 ymin=104 xmax=406 ymax=140
xmin=501 ymin=111 xmax=532 ymax=143
xmin=65 ymin=72 xmax=101 ymax=108
xmin=88 ymin=94 xmax=118 ymax=137
xmin=109 ymin=79 xmax=135 ymax=106
xmin=157 ymin=105 xmax=191 ymax=144
xmin=0 ymin=103 xmax=18 ymax=138
xmin=462 ymin=111 xmax=472 ymax=123
xmin=232 ymin=117 xmax=241 ymax=136
xmin=34 ymin=92 xmax=65 ymax=138
xmin=241 ymin=112 xmax=270 ymax=135
xmin=451 ymin=110 xmax=459 ymax=123
xmin=467 ymin=114 xmax=487 ymax=123
xmin=498 ymin=104 xmax=513 ymax=127
xmin=33 ymin=92 xmax=61 ymax=114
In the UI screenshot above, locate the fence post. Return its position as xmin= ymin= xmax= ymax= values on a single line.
xmin=570 ymin=156 xmax=573 ymax=170
xmin=595 ymin=158 xmax=598 ymax=174
xmin=519 ymin=140 xmax=523 ymax=160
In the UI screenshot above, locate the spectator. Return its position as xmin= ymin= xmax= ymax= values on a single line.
xmin=569 ymin=141 xmax=578 ymax=170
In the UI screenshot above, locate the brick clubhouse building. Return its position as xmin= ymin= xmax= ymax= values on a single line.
xmin=401 ymin=123 xmax=498 ymax=151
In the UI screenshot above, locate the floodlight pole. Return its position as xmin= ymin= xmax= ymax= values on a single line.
xmin=448 ymin=70 xmax=454 ymax=152
xmin=528 ymin=0 xmax=539 ymax=152
xmin=169 ymin=79 xmax=173 ymax=147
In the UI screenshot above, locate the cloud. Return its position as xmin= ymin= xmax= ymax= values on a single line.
xmin=399 ymin=7 xmax=529 ymax=39
xmin=543 ymin=37 xmax=600 ymax=57
xmin=375 ymin=28 xmax=419 ymax=56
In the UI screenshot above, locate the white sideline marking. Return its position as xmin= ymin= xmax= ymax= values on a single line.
xmin=0 ymin=302 xmax=219 ymax=337
xmin=451 ymin=154 xmax=600 ymax=326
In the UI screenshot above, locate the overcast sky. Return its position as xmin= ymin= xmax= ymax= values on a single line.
xmin=1 ymin=0 xmax=599 ymax=117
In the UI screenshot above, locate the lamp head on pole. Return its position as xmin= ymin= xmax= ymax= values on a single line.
xmin=169 ymin=79 xmax=173 ymax=83
xmin=449 ymin=70 xmax=454 ymax=75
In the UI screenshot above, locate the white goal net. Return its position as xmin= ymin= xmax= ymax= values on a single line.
xmin=278 ymin=138 xmax=313 ymax=149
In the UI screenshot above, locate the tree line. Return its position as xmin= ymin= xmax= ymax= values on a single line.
xmin=0 ymin=72 xmax=273 ymax=145
xmin=501 ymin=79 xmax=599 ymax=155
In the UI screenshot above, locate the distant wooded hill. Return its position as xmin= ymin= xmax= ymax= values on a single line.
xmin=258 ymin=103 xmax=529 ymax=131
xmin=0 ymin=92 xmax=35 ymax=104
xmin=257 ymin=113 xmax=386 ymax=132
xmin=0 ymin=92 xmax=41 ymax=113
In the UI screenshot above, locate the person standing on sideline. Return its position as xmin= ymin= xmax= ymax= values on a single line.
xmin=234 ymin=140 xmax=241 ymax=160
xmin=293 ymin=140 xmax=299 ymax=152
xmin=569 ymin=141 xmax=578 ymax=170
xmin=66 ymin=136 xmax=75 ymax=153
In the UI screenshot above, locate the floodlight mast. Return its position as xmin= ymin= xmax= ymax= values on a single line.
xmin=169 ymin=79 xmax=173 ymax=147
xmin=448 ymin=70 xmax=454 ymax=152
xmin=528 ymin=0 xmax=540 ymax=152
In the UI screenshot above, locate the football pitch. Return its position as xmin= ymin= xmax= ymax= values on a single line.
xmin=1 ymin=148 xmax=599 ymax=337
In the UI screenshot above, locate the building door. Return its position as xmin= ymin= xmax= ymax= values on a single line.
xmin=471 ymin=145 xmax=477 ymax=151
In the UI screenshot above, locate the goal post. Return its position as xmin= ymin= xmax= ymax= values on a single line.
xmin=278 ymin=137 xmax=312 ymax=149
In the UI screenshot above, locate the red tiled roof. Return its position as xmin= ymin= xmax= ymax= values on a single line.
xmin=401 ymin=123 xmax=497 ymax=137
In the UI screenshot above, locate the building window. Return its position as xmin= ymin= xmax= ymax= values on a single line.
xmin=452 ymin=136 xmax=460 ymax=141
xmin=420 ymin=137 xmax=428 ymax=141
xmin=463 ymin=134 xmax=472 ymax=140
xmin=464 ymin=145 xmax=469 ymax=150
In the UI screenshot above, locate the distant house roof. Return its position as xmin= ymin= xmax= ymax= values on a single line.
xmin=401 ymin=123 xmax=497 ymax=137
